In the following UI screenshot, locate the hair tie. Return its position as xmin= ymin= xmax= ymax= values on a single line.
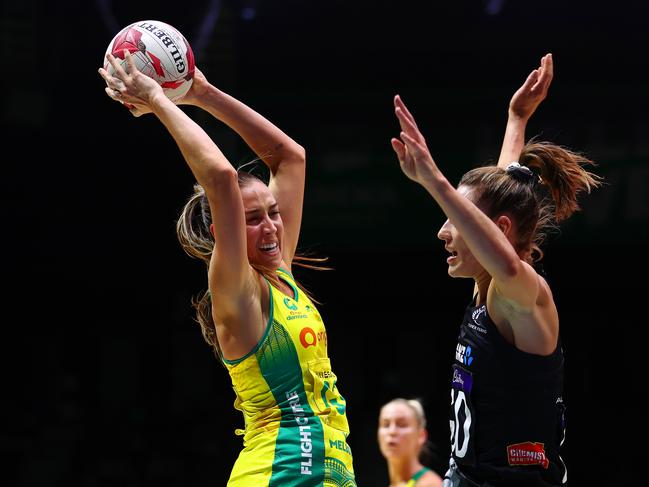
xmin=506 ymin=161 xmax=537 ymax=184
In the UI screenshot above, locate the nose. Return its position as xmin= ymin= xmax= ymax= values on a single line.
xmin=262 ymin=215 xmax=277 ymax=234
xmin=437 ymin=219 xmax=451 ymax=241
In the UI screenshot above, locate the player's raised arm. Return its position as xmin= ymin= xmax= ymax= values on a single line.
xmin=497 ymin=53 xmax=553 ymax=168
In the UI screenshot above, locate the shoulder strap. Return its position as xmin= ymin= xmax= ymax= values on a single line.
xmin=412 ymin=467 xmax=431 ymax=481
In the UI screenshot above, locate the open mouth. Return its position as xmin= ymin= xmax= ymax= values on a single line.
xmin=260 ymin=242 xmax=279 ymax=252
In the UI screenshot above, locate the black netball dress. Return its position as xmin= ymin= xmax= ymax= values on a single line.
xmin=448 ymin=299 xmax=567 ymax=486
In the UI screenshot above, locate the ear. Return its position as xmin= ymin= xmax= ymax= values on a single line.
xmin=209 ymin=223 xmax=215 ymax=237
xmin=494 ymin=215 xmax=512 ymax=237
xmin=418 ymin=427 xmax=428 ymax=448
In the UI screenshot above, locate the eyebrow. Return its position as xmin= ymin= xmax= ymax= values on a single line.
xmin=245 ymin=203 xmax=278 ymax=215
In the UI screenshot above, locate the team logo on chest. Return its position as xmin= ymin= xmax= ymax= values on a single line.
xmin=283 ymin=296 xmax=298 ymax=310
xmin=472 ymin=305 xmax=486 ymax=322
xmin=468 ymin=306 xmax=487 ymax=334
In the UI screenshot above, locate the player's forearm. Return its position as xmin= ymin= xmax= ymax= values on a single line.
xmin=193 ymin=85 xmax=305 ymax=172
xmin=422 ymin=175 xmax=522 ymax=281
xmin=496 ymin=114 xmax=528 ymax=169
xmin=151 ymin=92 xmax=233 ymax=184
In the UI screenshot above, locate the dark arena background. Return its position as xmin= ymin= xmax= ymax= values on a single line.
xmin=3 ymin=0 xmax=648 ymax=485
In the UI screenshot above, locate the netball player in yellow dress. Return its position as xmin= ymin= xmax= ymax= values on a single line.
xmin=100 ymin=50 xmax=356 ymax=486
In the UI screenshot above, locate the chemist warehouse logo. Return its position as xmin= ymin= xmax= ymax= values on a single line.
xmin=507 ymin=442 xmax=549 ymax=469
xmin=455 ymin=343 xmax=474 ymax=366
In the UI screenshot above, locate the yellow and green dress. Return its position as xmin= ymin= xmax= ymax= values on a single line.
xmin=223 ymin=268 xmax=356 ymax=486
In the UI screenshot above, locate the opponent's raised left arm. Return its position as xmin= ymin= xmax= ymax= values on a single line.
xmin=497 ymin=53 xmax=553 ymax=169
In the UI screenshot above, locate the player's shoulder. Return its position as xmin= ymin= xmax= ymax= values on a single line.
xmin=416 ymin=470 xmax=443 ymax=487
xmin=535 ymin=271 xmax=555 ymax=308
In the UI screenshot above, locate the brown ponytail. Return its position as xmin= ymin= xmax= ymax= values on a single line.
xmin=460 ymin=139 xmax=603 ymax=263
xmin=520 ymin=140 xmax=602 ymax=222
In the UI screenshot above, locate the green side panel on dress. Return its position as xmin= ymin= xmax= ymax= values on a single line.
xmin=257 ymin=319 xmax=325 ymax=486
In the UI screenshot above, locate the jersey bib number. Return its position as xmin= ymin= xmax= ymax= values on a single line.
xmin=450 ymin=365 xmax=475 ymax=464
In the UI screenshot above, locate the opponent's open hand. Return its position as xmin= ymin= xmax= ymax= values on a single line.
xmin=390 ymin=95 xmax=440 ymax=185
xmin=509 ymin=53 xmax=553 ymax=121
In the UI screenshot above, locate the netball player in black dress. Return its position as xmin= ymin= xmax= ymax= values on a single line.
xmin=390 ymin=54 xmax=602 ymax=486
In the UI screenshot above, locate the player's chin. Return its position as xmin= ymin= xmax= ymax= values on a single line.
xmin=379 ymin=445 xmax=403 ymax=459
xmin=257 ymin=251 xmax=283 ymax=270
xmin=447 ymin=265 xmax=468 ymax=279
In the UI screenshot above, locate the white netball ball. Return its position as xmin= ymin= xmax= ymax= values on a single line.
xmin=103 ymin=20 xmax=195 ymax=102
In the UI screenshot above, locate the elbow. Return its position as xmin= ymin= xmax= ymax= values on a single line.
xmin=288 ymin=142 xmax=306 ymax=166
xmin=203 ymin=163 xmax=238 ymax=192
xmin=267 ymin=142 xmax=305 ymax=172
xmin=500 ymin=256 xmax=523 ymax=281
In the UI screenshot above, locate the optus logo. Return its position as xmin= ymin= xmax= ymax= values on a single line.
xmin=299 ymin=327 xmax=328 ymax=348
xmin=300 ymin=327 xmax=317 ymax=348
